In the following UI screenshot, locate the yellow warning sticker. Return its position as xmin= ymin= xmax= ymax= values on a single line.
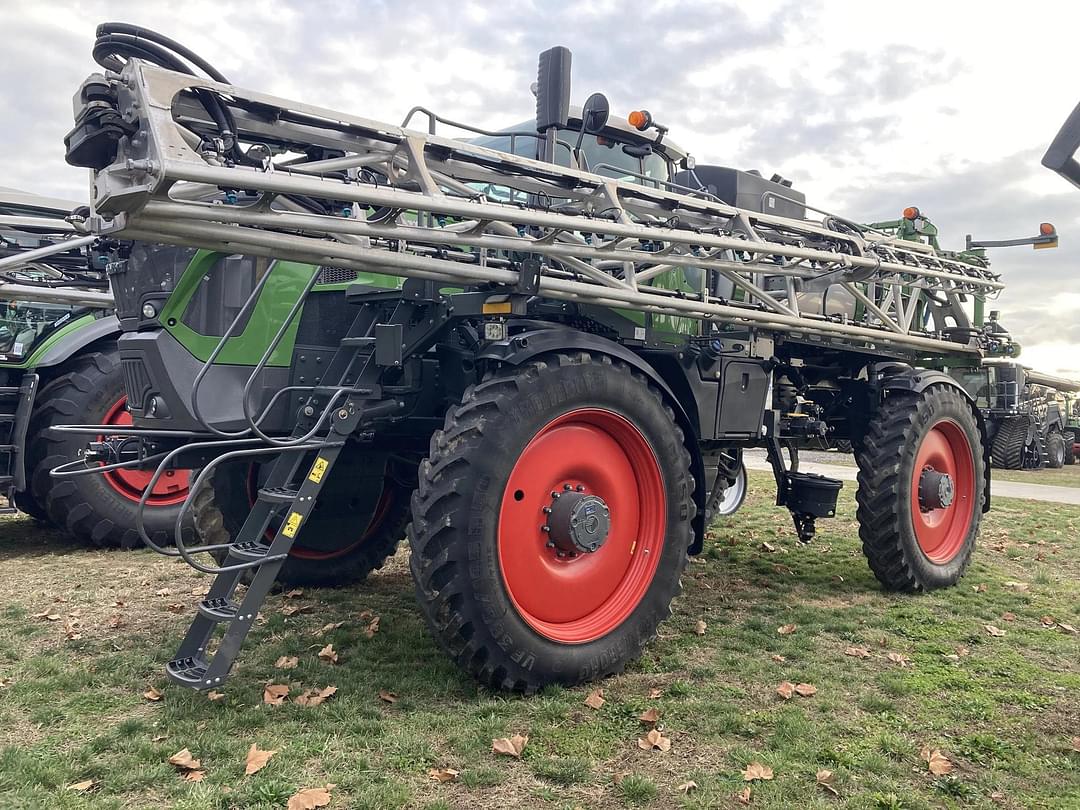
xmin=308 ymin=456 xmax=329 ymax=484
xmin=282 ymin=512 xmax=303 ymax=538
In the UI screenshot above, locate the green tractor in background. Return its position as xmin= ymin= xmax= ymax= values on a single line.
xmin=0 ymin=187 xmax=190 ymax=546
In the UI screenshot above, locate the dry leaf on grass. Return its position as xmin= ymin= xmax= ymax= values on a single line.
xmin=312 ymin=621 xmax=344 ymax=637
xmin=492 ymin=734 xmax=528 ymax=758
xmin=816 ymin=769 xmax=838 ymax=795
xmin=317 ymin=644 xmax=338 ymax=664
xmin=275 ymin=655 xmax=299 ymax=670
xmin=972 ymin=583 xmax=987 ymax=593
xmin=955 ymin=645 xmax=970 ymax=657
xmin=363 ymin=615 xmax=381 ymax=638
xmin=244 ymin=744 xmax=277 ymax=776
xmin=760 ymin=541 xmax=777 ymax=552
xmin=294 ymin=686 xmax=337 ymax=707
xmin=736 ymin=786 xmax=752 ymax=804
xmin=886 ymin=652 xmax=911 ymax=667
xmin=794 ymin=683 xmax=817 ymax=697
xmin=66 ymin=779 xmax=96 ymax=792
xmin=770 ymin=654 xmax=786 ymax=663
xmin=155 ymin=588 xmax=171 ymax=597
xmin=648 ymin=687 xmax=663 ymax=699
xmin=166 ymin=603 xmax=186 ymax=614
xmin=1071 ymin=736 xmax=1080 ymax=752
xmin=742 ymin=762 xmax=773 ymax=781
xmin=638 ymin=728 xmax=672 ymax=752
xmin=287 ymin=784 xmax=334 ymax=810
xmin=1003 ymin=580 xmax=1029 ymax=592
xmin=1060 ymin=623 xmax=1079 ymax=635
xmin=921 ymin=747 xmax=954 ymax=775
xmin=207 ymin=690 xmax=225 ymax=702
xmin=168 ymin=748 xmax=206 ymax=781
xmin=143 ymin=687 xmax=163 ymax=702
xmin=694 ymin=619 xmax=707 ymax=635
xmin=844 ymin=646 xmax=871 ymax=659
xmin=677 ymin=780 xmax=698 ymax=794
xmin=985 ymin=624 xmax=1007 ymax=637
xmin=584 ymin=689 xmax=605 ymax=709
xmin=285 ymin=589 xmax=304 ymax=599
xmin=1041 ymin=615 xmax=1056 ymax=627
xmin=33 ymin=611 xmax=61 ymax=622
xmin=776 ymin=681 xmax=795 ymax=700
xmin=1002 ymin=611 xmax=1016 ymax=622
xmin=282 ymin=604 xmax=312 ymax=617
xmin=378 ymin=689 xmax=398 ymax=704
xmin=263 ymin=683 xmax=290 ymax=706
xmin=639 ymin=707 xmax=660 ymax=725
xmin=777 ymin=623 xmax=797 ymax=635
xmin=428 ymin=767 xmax=459 ymax=783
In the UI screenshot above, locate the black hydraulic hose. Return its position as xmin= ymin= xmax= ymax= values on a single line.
xmin=95 ymin=23 xmax=230 ymax=82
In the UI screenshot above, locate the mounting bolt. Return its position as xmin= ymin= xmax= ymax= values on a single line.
xmin=303 ymin=406 xmax=315 ymax=416
xmin=337 ymin=409 xmax=349 ymax=419
xmin=575 ymin=484 xmax=585 ymax=492
xmin=541 ymin=525 xmax=550 ymax=533
xmin=563 ymin=483 xmax=572 ymax=491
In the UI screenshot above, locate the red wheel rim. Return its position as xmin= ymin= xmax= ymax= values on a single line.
xmin=497 ymin=408 xmax=666 ymax=644
xmin=245 ymin=463 xmax=394 ymax=560
xmin=100 ymin=397 xmax=190 ymax=505
xmin=909 ymin=418 xmax=975 ymax=564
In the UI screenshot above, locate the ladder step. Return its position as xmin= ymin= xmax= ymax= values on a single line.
xmin=197 ymin=597 xmax=241 ymax=622
xmin=166 ymin=656 xmax=211 ymax=688
xmin=229 ymin=540 xmax=272 ymax=562
xmin=338 ymin=336 xmax=375 ymax=347
xmin=257 ymin=486 xmax=299 ymax=503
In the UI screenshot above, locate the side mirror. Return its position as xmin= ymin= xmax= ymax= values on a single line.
xmin=581 ymin=92 xmax=610 ymax=134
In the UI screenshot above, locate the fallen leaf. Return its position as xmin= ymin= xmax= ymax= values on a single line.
xmin=760 ymin=541 xmax=777 ymax=552
xmin=886 ymin=652 xmax=911 ymax=667
xmin=492 ymin=733 xmax=528 ymax=757
xmin=168 ymin=748 xmax=201 ymax=771
xmin=639 ymin=707 xmax=660 ymax=725
xmin=816 ymin=768 xmax=838 ymax=795
xmin=1003 ymin=580 xmax=1029 ymax=591
xmin=275 ymin=655 xmax=299 ymax=670
xmin=190 ymin=585 xmax=210 ymax=596
xmin=108 ymin=614 xmax=125 ymax=629
xmin=428 ymin=767 xmax=460 ymax=783
xmin=285 ymin=589 xmax=304 ymax=598
xmin=955 ymin=645 xmax=970 ymax=657
xmin=1041 ymin=615 xmax=1056 ymax=627
xmin=33 ymin=611 xmax=61 ymax=622
xmin=166 ymin=603 xmax=186 ymax=614
xmin=244 ymin=743 xmax=277 ymax=776
xmin=66 ymin=779 xmax=96 ymax=792
xmin=736 ymin=786 xmax=752 ymax=804
xmin=637 ymin=728 xmax=672 ymax=752
xmin=921 ymin=747 xmax=954 ymax=776
xmin=317 ymin=644 xmax=338 ymax=664
xmin=1060 ymin=623 xmax=1079 ymax=635
xmin=972 ymin=583 xmax=987 ymax=593
xmin=794 ymin=682 xmax=817 ymax=697
xmin=844 ymin=646 xmax=871 ymax=659
xmin=776 ymin=681 xmax=795 ymax=700
xmin=282 ymin=604 xmax=313 ymax=617
xmin=155 ymin=588 xmax=171 ymax=597
xmin=991 ymin=792 xmax=1006 ymax=803
xmin=648 ymin=687 xmax=663 ymax=699
xmin=263 ymin=683 xmax=290 ymax=706
xmin=294 ymin=686 xmax=338 ymax=707
xmin=1071 ymin=736 xmax=1080 ymax=752
xmin=183 ymin=770 xmax=206 ymax=783
xmin=770 ymin=654 xmax=786 ymax=663
xmin=677 ymin=780 xmax=698 ymax=794
xmin=694 ymin=619 xmax=707 ymax=636
xmin=287 ymin=785 xmax=334 ymax=810
xmin=777 ymin=623 xmax=797 ymax=635
xmin=985 ymin=624 xmax=1007 ymax=637
xmin=378 ymin=689 xmax=398 ymax=704
xmin=363 ymin=615 xmax=381 ymax=638
xmin=313 ymin=621 xmax=344 ymax=637
xmin=742 ymin=762 xmax=774 ymax=781
xmin=584 ymin=689 xmax=605 ymax=710
xmin=1002 ymin=612 xmax=1016 ymax=622
xmin=143 ymin=687 xmax=163 ymax=702
xmin=207 ymin=690 xmax=225 ymax=702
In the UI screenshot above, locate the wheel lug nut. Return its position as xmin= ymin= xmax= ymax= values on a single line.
xmin=563 ymin=483 xmax=572 ymax=491
xmin=542 ymin=506 xmax=552 ymax=514
xmin=576 ymin=484 xmax=584 ymax=492
xmin=541 ymin=525 xmax=550 ymax=533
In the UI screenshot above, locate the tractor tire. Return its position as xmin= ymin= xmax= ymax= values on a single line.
xmin=833 ymin=438 xmax=854 ymax=453
xmin=195 ymin=450 xmax=414 ymax=588
xmin=855 ymin=386 xmax=983 ymax=591
xmin=409 ymin=352 xmax=693 ymax=692
xmin=1046 ymin=432 xmax=1066 ymax=469
xmin=26 ymin=347 xmax=191 ymax=549
xmin=990 ymin=416 xmax=1027 ymax=470
xmin=1064 ymin=431 xmax=1076 ymax=466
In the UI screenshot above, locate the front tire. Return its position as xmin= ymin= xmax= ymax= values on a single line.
xmin=27 ymin=347 xmax=191 ymax=548
xmin=855 ymin=386 xmax=984 ymax=591
xmin=1064 ymin=431 xmax=1076 ymax=466
xmin=409 ymin=352 xmax=693 ymax=692
xmin=1046 ymin=432 xmax=1066 ymax=469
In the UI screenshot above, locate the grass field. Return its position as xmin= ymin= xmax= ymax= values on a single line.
xmin=1 ymin=471 xmax=1078 ymax=809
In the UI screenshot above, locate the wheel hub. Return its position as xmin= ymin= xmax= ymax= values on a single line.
xmin=918 ymin=467 xmax=954 ymax=511
xmin=544 ymin=484 xmax=611 ymax=556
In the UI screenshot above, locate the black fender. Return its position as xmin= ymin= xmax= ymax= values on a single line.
xmin=879 ymin=367 xmax=992 ymax=512
xmin=478 ymin=328 xmax=709 ymax=554
xmin=33 ymin=315 xmax=120 ymax=369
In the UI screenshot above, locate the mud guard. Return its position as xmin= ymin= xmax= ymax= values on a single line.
xmin=478 ymin=328 xmax=708 ymax=554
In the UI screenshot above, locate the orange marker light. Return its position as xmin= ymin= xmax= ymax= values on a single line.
xmin=1040 ymin=222 xmax=1056 ymax=235
xmin=628 ymin=110 xmax=651 ymax=131
xmin=903 ymin=206 xmax=920 ymax=220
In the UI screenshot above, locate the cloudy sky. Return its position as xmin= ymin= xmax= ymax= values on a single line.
xmin=3 ymin=0 xmax=1079 ymax=374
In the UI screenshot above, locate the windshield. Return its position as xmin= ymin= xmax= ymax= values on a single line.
xmin=0 ymin=300 xmax=80 ymax=360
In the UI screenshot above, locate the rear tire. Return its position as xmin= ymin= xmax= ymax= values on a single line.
xmin=990 ymin=416 xmax=1026 ymax=470
xmin=27 ymin=347 xmax=190 ymax=549
xmin=1064 ymin=431 xmax=1076 ymax=466
xmin=855 ymin=386 xmax=983 ymax=591
xmin=1046 ymin=432 xmax=1066 ymax=469
xmin=409 ymin=353 xmax=693 ymax=692
xmin=195 ymin=450 xmax=414 ymax=588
